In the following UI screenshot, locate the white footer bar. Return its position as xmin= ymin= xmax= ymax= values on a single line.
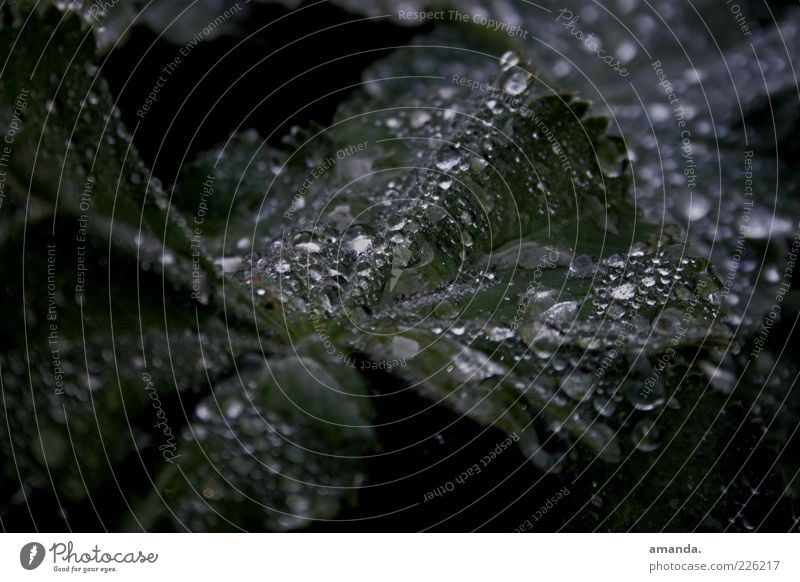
xmin=1 ymin=533 xmax=796 ymax=581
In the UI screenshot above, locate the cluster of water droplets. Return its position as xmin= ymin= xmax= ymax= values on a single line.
xmin=369 ymin=235 xmax=734 ymax=468
xmin=235 ymin=52 xmax=538 ymax=320
xmin=175 ymin=355 xmax=371 ymax=531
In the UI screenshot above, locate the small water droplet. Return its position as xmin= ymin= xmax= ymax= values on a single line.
xmin=499 ymin=51 xmax=520 ymax=72
xmin=436 ymin=150 xmax=461 ymax=172
xmin=503 ymin=70 xmax=531 ymax=96
xmin=632 ymin=420 xmax=661 ymax=452
xmin=410 ymin=110 xmax=431 ymax=128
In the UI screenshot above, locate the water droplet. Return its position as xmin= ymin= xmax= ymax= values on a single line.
xmin=225 ymin=400 xmax=245 ymax=419
xmin=195 ymin=403 xmax=213 ymax=422
xmin=470 ymin=156 xmax=488 ymax=173
xmin=503 ymin=70 xmax=531 ymax=96
xmin=499 ymin=51 xmax=520 ymax=72
xmin=343 ymin=233 xmax=372 ymax=255
xmin=561 ymin=372 xmax=595 ymax=401
xmin=648 ymin=103 xmax=671 ymax=123
xmin=593 ymin=396 xmax=617 ymax=417
xmin=391 ymin=336 xmax=419 ymax=359
xmin=388 ymin=217 xmax=406 ymax=231
xmin=678 ymin=193 xmax=711 ymax=221
xmin=296 ymin=241 xmax=322 ymax=253
xmin=434 ymin=300 xmax=459 ymax=319
xmin=570 ymin=254 xmax=594 ymax=278
xmin=410 ymin=110 xmax=431 ymax=128
xmin=744 ymin=212 xmax=793 ymax=240
xmin=607 ymin=254 xmax=625 ymax=268
xmin=611 ymin=283 xmax=636 ymax=300
xmin=485 ymin=325 xmax=514 ymax=341
xmin=616 ymin=40 xmax=638 ymax=62
xmin=631 ymin=420 xmax=661 ymax=452
xmin=625 ymin=379 xmax=665 ymax=411
xmin=436 ymin=150 xmax=461 ymax=172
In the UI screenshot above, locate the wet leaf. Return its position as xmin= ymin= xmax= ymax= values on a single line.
xmin=3 ymin=0 xmax=797 ymax=531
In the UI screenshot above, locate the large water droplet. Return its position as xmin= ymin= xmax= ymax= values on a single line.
xmin=561 ymin=372 xmax=595 ymax=401
xmin=611 ymin=283 xmax=636 ymax=300
xmin=625 ymin=378 xmax=665 ymax=411
xmin=678 ymin=193 xmax=711 ymax=222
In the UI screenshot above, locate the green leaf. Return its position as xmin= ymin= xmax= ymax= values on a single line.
xmin=5 ymin=1 xmax=787 ymax=531
xmin=0 ymin=4 xmax=284 ymax=521
xmin=183 ymin=25 xmax=729 ymax=494
xmin=155 ymin=351 xmax=375 ymax=531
